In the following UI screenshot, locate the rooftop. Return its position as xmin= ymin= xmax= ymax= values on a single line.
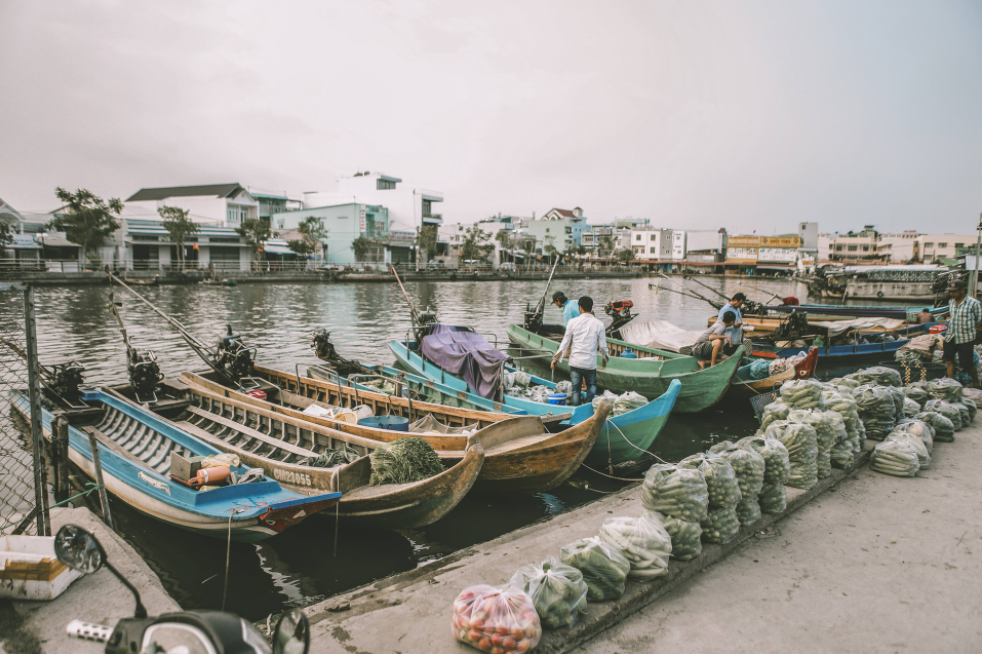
xmin=126 ymin=183 xmax=246 ymax=202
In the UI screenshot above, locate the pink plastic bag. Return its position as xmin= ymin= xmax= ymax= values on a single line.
xmin=452 ymin=584 xmax=543 ymax=652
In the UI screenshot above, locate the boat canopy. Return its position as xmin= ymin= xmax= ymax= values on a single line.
xmin=808 ymin=317 xmax=906 ymax=337
xmin=619 ymin=319 xmax=702 ymax=353
xmin=420 ymin=325 xmax=512 ymax=399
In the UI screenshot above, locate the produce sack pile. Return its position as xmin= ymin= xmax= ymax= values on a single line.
xmin=903 ymin=384 xmax=931 ymax=405
xmin=788 ymin=410 xmax=835 ymax=479
xmin=870 ymin=438 xmax=921 ymax=477
xmin=760 ymin=400 xmax=790 ymax=430
xmin=369 ymin=437 xmax=445 ymax=486
xmin=640 ymin=463 xmax=707 ymax=558
xmin=884 ymin=430 xmax=930 ymax=469
xmin=598 ymin=513 xmax=672 ymax=579
xmin=903 ymin=397 xmax=922 ymax=418
xmin=952 ymin=402 xmax=971 ymax=428
xmin=592 ymin=390 xmax=649 ymax=416
xmin=779 ymin=379 xmax=825 ymax=410
xmin=508 ymin=557 xmax=587 ymax=630
xmin=927 ymin=378 xmax=963 ymax=403
xmin=709 ymin=441 xmax=765 ymax=526
xmin=507 ymin=383 xmax=552 ymax=403
xmin=820 ymin=411 xmax=852 ymax=469
xmin=503 ymin=371 xmax=531 ymax=391
xmin=737 ymin=435 xmax=790 ymax=514
xmin=913 ymin=411 xmax=955 ymax=442
xmin=894 ymin=419 xmax=934 ymax=454
xmin=765 ymin=420 xmax=818 ymax=490
xmin=748 ymin=359 xmax=772 ymax=380
xmin=827 ymin=377 xmax=860 ymax=395
xmin=961 ymin=397 xmax=977 ymax=422
xmin=452 ymin=584 xmax=542 ymax=652
xmin=554 ymin=380 xmax=573 ymax=395
xmin=848 ymin=366 xmax=902 ymax=387
xmin=559 ymin=537 xmax=631 ymax=601
xmin=679 ymin=453 xmax=741 ymax=543
xmin=822 ymin=391 xmax=865 ymax=453
xmin=923 ymin=399 xmax=963 ymax=431
xmin=853 ymin=385 xmax=900 ymax=440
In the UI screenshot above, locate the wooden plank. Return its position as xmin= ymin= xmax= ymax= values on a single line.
xmin=185 ymin=405 xmax=319 ymax=458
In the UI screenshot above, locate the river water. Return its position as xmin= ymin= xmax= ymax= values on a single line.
xmin=14 ymin=275 xmax=816 ymax=619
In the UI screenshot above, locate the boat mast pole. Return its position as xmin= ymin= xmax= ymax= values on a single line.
xmin=389 ymin=265 xmax=421 ymax=326
xmin=973 ymin=212 xmax=981 ymax=297
xmin=532 ymin=257 xmax=562 ymax=318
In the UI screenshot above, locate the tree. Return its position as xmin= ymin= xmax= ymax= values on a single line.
xmin=615 ymin=247 xmax=634 ymax=264
xmin=47 ymin=187 xmax=123 ymax=265
xmin=415 ymin=225 xmax=438 ymax=262
xmin=522 ymin=237 xmax=537 ymax=270
xmin=460 ymin=225 xmax=491 ymax=263
xmin=0 ymin=220 xmax=13 ymax=254
xmin=494 ymin=230 xmax=512 ymax=264
xmin=598 ymin=235 xmax=615 ymax=259
xmin=236 ymin=218 xmax=273 ymax=260
xmin=350 ymin=235 xmax=372 ymax=261
xmin=158 ymin=205 xmax=199 ymax=267
xmin=288 ymin=215 xmax=328 ymax=258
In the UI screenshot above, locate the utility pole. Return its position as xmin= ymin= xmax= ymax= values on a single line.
xmin=973 ymin=212 xmax=982 ymax=297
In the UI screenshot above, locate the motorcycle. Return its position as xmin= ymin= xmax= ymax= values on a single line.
xmin=54 ymin=523 xmax=310 ymax=654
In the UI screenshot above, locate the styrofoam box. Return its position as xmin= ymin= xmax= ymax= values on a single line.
xmin=0 ymin=535 xmax=82 ymax=600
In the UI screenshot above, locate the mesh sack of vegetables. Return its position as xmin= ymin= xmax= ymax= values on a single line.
xmin=559 ymin=537 xmax=631 ymax=601
xmin=598 ymin=513 xmax=672 ymax=579
xmin=679 ymin=453 xmax=741 ymax=508
xmin=788 ymin=409 xmax=834 ymax=479
xmin=904 ymin=384 xmax=931 ymax=405
xmin=950 ymin=402 xmax=971 ymax=428
xmin=849 ymin=366 xmax=903 ymax=387
xmin=821 ymin=411 xmax=853 ymax=469
xmin=451 ymin=584 xmax=542 ymax=652
xmin=369 ymin=437 xmax=445 ymax=486
xmin=701 ymin=504 xmax=740 ymax=544
xmin=960 ymin=397 xmax=977 ymax=422
xmin=927 ymin=378 xmax=963 ymax=403
xmin=641 ymin=463 xmax=709 ymax=522
xmin=735 ymin=497 xmax=762 ymax=526
xmin=884 ymin=430 xmax=930 ymax=470
xmin=554 ymin=380 xmax=573 ymax=395
xmin=613 ymin=391 xmax=648 ymax=417
xmin=592 ymin=390 xmax=619 ymax=412
xmin=913 ymin=411 xmax=955 ymax=442
xmin=643 ymin=509 xmax=702 ymax=561
xmin=508 ymin=557 xmax=587 ymax=630
xmin=737 ymin=436 xmax=790 ymax=486
xmin=826 ymin=377 xmax=860 ymax=395
xmin=923 ymin=399 xmax=962 ymax=430
xmin=903 ymin=396 xmax=922 ymax=418
xmin=870 ymin=439 xmax=921 ymax=477
xmin=779 ymin=379 xmax=825 ymax=410
xmin=760 ymin=400 xmax=790 ymax=430
xmin=853 ymin=385 xmax=899 ymax=440
xmin=893 ymin=419 xmax=934 ymax=455
xmin=767 ymin=421 xmax=818 ymax=490
xmin=528 ymin=386 xmax=551 ymax=403
xmin=886 ymin=386 xmax=906 ymax=418
xmin=758 ymin=482 xmax=787 ymax=514
xmin=710 ymin=441 xmax=765 ymax=500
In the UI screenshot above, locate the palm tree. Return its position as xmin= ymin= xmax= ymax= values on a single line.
xmin=494 ymin=230 xmax=512 ymax=265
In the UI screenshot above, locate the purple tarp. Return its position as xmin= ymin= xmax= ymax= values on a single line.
xmin=420 ymin=325 xmax=512 ymax=399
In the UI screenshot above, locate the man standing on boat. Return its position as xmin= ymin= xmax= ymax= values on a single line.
xmin=693 ymin=310 xmax=739 ymax=367
xmin=553 ymin=292 xmax=580 ymax=326
xmin=942 ymin=280 xmax=982 ymax=387
xmin=551 ymin=296 xmax=609 ymax=406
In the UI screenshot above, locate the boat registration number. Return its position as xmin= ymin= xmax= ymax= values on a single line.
xmin=273 ymin=469 xmax=313 ymax=487
xmin=139 ymin=471 xmax=171 ymax=494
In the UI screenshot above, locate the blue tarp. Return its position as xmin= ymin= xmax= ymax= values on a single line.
xmin=420 ymin=325 xmax=512 ymax=399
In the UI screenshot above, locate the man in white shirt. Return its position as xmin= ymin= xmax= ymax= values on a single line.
xmin=550 ymin=296 xmax=610 ymax=406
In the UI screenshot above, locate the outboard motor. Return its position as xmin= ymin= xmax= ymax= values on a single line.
xmin=213 ymin=325 xmax=255 ymax=383
xmin=311 ymin=330 xmax=370 ymax=377
xmin=413 ymin=306 xmax=438 ymax=344
xmin=128 ymin=350 xmax=163 ymax=404
xmin=523 ymin=301 xmax=543 ymax=334
xmin=603 ymin=300 xmax=635 ymax=336
xmin=49 ymin=361 xmax=86 ymax=408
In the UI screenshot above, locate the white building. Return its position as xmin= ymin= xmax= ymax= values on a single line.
xmin=877 ymin=231 xmax=920 ymax=262
xmin=125 ymin=183 xmax=259 ymax=228
xmin=671 ymin=231 xmax=686 ymax=260
xmin=631 ymin=228 xmax=673 ymax=259
xmin=817 ymin=233 xmax=835 ymax=262
xmin=523 ymin=208 xmax=587 ymax=255
xmin=917 ymin=233 xmax=977 ymax=262
xmin=302 ymin=172 xmax=443 ymax=235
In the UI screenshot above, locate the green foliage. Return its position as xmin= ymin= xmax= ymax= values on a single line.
xmin=235 ymin=218 xmax=273 ymax=258
xmin=48 ymin=187 xmax=123 ymax=264
xmin=0 ymin=220 xmax=13 ymax=250
xmin=288 ymin=215 xmax=328 ymax=257
xmin=369 ymin=437 xmax=445 ymax=486
xmin=158 ymin=205 xmax=199 ymax=264
xmin=461 ymin=225 xmax=491 ymax=262
xmin=615 ymin=248 xmax=634 ymax=263
xmin=415 ymin=225 xmax=438 ymax=260
xmin=597 ymin=235 xmax=614 ymax=258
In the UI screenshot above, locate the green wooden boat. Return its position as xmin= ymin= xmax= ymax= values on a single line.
xmin=506 ymin=323 xmax=742 ymax=413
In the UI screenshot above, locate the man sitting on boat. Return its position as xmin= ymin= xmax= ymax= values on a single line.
xmin=553 ymin=291 xmax=581 ymax=326
xmin=693 ymin=310 xmax=739 ymax=368
xmin=942 ymin=279 xmax=982 ymax=388
xmin=719 ymin=293 xmax=752 ymax=350
xmin=551 ymin=296 xmax=609 ymax=406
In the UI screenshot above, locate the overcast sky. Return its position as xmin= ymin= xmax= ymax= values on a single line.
xmin=1 ymin=0 xmax=980 ymax=234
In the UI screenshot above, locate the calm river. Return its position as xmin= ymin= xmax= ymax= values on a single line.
xmin=18 ymin=275 xmax=813 ymax=619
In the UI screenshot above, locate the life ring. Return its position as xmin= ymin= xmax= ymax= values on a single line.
xmin=876 ymin=291 xmax=884 ymax=298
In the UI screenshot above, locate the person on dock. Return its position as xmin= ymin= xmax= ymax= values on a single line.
xmin=942 ymin=280 xmax=982 ymax=387
xmin=551 ymin=296 xmax=609 ymax=406
xmin=553 ymin=291 xmax=580 ymax=326
xmin=692 ymin=310 xmax=738 ymax=367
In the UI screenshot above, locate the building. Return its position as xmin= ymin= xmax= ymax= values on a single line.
xmin=917 ymin=234 xmax=978 ymax=263
xmin=757 ymin=236 xmax=803 ymax=268
xmin=671 ymin=231 xmax=686 ymax=260
xmin=126 ymin=183 xmax=260 ymax=228
xmin=271 ymin=203 xmax=390 ymax=266
xmin=302 ymin=172 xmax=443 ymax=234
xmin=798 ymin=222 xmax=819 ymax=258
xmin=523 ymin=208 xmax=587 ymax=254
xmin=828 ymin=226 xmax=881 ymax=263
xmin=631 ymin=228 xmax=673 ymax=260
xmin=817 ymin=233 xmax=835 ymax=262
xmin=250 ymin=190 xmax=303 ymax=222
xmin=877 ymin=231 xmax=920 ymax=262
xmin=122 ymin=219 xmax=256 ymax=271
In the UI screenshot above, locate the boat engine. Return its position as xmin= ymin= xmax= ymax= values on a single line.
xmin=523 ymin=302 xmax=543 ymax=334
xmin=604 ymin=300 xmax=636 ymax=336
xmin=213 ymin=325 xmax=255 ymax=383
xmin=311 ymin=330 xmax=371 ymax=377
xmin=770 ymin=310 xmax=809 ymax=341
xmin=413 ymin=307 xmax=438 ymax=343
xmin=49 ymin=361 xmax=86 ymax=407
xmin=128 ymin=350 xmax=163 ymax=403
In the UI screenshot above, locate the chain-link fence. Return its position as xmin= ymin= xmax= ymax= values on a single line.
xmin=0 ymin=283 xmax=47 ymax=536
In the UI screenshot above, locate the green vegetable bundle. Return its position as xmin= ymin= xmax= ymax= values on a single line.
xmin=612 ymin=391 xmax=648 ymax=417
xmin=647 ymin=510 xmax=702 ymax=561
xmin=760 ymin=400 xmax=790 ymax=429
xmin=904 ymin=384 xmax=931 ymax=405
xmin=903 ymin=397 xmax=922 ymax=418
xmin=735 ymin=497 xmax=762 ymax=526
xmin=884 ymin=431 xmax=930 ymax=469
xmin=766 ymin=421 xmax=818 ymax=490
xmin=871 ymin=438 xmax=921 ymax=477
xmin=894 ymin=419 xmax=934 ymax=454
xmin=598 ymin=513 xmax=672 ymax=579
xmin=737 ymin=436 xmax=790 ymax=485
xmin=961 ymin=397 xmax=977 ymax=422
xmin=641 ymin=464 xmax=709 ymax=522
xmin=559 ymin=537 xmax=631 ymax=601
xmin=913 ymin=411 xmax=955 ymax=442
xmin=779 ymin=379 xmax=825 ymax=410
xmin=825 ymin=411 xmax=853 ymax=469
xmin=950 ymin=402 xmax=971 ymax=429
xmin=923 ymin=399 xmax=962 ymax=430
xmin=789 ymin=409 xmax=835 ymax=479
xmin=853 ymin=384 xmax=900 ymax=439
xmin=710 ymin=441 xmax=765 ymax=500
xmin=927 ymin=378 xmax=963 ymax=403
xmin=368 ymin=437 xmax=445 ymax=486
xmin=701 ymin=504 xmax=740 ymax=544
xmin=826 ymin=377 xmax=860 ymax=395
xmin=848 ymin=366 xmax=902 ymax=387
xmin=509 ymin=557 xmax=588 ymax=630
xmin=822 ymin=390 xmax=865 ymax=453
xmin=758 ymin=482 xmax=787 ymax=514
xmin=300 ymin=445 xmax=361 ymax=468
xmin=679 ymin=453 xmax=741 ymax=507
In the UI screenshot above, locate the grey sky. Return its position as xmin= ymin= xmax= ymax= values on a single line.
xmin=1 ymin=0 xmax=980 ymax=234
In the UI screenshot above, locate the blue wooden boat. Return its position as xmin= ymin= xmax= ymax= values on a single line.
xmin=388 ymin=340 xmax=682 ymax=467
xmin=10 ymin=389 xmax=340 ymax=542
xmin=765 ymin=303 xmax=948 ymax=319
xmin=752 ymin=322 xmax=945 ymax=363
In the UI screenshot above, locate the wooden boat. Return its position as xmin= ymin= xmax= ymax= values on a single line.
xmin=765 ymin=303 xmax=945 ymax=320
xmin=201 ymin=278 xmax=237 ymax=287
xmin=751 ymin=323 xmax=945 ymax=363
xmin=504 ymin=324 xmax=741 ymax=413
xmin=177 ymin=369 xmax=605 ymax=494
xmin=10 ymin=388 xmax=340 ymax=542
xmin=727 ymin=348 xmax=819 ymax=399
xmin=386 ymin=340 xmax=682 ymax=465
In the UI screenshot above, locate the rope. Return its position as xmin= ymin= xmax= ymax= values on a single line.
xmin=222 ymin=506 xmax=247 ymax=611
xmin=0 ymin=484 xmax=101 ymax=534
xmin=578 ymin=462 xmax=644 ymax=482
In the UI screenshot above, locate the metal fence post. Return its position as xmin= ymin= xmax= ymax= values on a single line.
xmin=23 ymin=285 xmax=49 ymax=536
